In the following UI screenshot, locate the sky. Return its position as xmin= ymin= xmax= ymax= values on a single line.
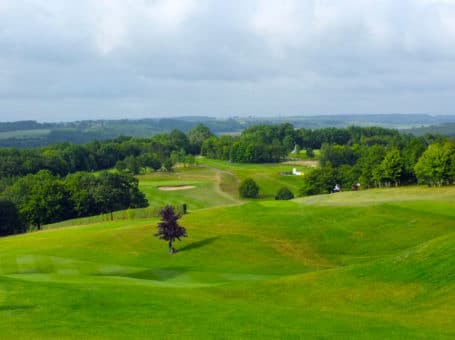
xmin=1 ymin=0 xmax=455 ymax=122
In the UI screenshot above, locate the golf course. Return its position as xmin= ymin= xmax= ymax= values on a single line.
xmin=0 ymin=158 xmax=453 ymax=339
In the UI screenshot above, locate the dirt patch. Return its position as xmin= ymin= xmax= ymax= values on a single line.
xmin=158 ymin=185 xmax=196 ymax=191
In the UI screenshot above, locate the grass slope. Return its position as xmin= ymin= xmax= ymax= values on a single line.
xmin=1 ymin=162 xmax=454 ymax=339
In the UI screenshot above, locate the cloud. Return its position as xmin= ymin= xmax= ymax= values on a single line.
xmin=0 ymin=0 xmax=455 ymax=121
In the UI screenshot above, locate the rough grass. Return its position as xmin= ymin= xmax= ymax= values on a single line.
xmin=2 ymin=162 xmax=455 ymax=339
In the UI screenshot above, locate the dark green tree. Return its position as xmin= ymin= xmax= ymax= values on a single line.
xmin=239 ymin=178 xmax=259 ymax=198
xmin=0 ymin=200 xmax=25 ymax=236
xmin=6 ymin=170 xmax=72 ymax=230
xmin=115 ymin=159 xmax=127 ymax=172
xmin=306 ymin=148 xmax=314 ymax=158
xmin=163 ymin=159 xmax=174 ymax=172
xmin=188 ymin=124 xmax=213 ymax=154
xmin=155 ymin=205 xmax=187 ymax=254
xmin=275 ymin=187 xmax=294 ymax=200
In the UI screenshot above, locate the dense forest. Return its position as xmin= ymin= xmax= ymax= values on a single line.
xmin=1 ymin=122 xmax=454 ymax=236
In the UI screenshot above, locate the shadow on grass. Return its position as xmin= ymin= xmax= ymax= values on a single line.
xmin=127 ymin=267 xmax=189 ymax=281
xmin=178 ymin=237 xmax=219 ymax=252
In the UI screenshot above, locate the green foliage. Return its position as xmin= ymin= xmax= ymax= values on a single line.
xmin=239 ymin=178 xmax=259 ymax=198
xmin=138 ymin=153 xmax=161 ymax=172
xmin=163 ymin=159 xmax=174 ymax=172
xmin=415 ymin=141 xmax=455 ymax=186
xmin=0 ymin=199 xmax=24 ymax=236
xmin=4 ymin=170 xmax=72 ymax=229
xmin=305 ymin=147 xmax=314 ymax=158
xmin=372 ymin=148 xmax=403 ymax=187
xmin=188 ymin=124 xmax=213 ymax=154
xmin=275 ymin=187 xmax=294 ymax=200
xmin=124 ymin=155 xmax=140 ymax=175
xmin=3 ymin=170 xmax=148 ymax=231
xmin=202 ymin=124 xmax=292 ymax=163
xmin=299 ymin=165 xmax=337 ymax=196
xmin=356 ymin=145 xmax=387 ymax=188
xmin=320 ymin=144 xmax=358 ymax=167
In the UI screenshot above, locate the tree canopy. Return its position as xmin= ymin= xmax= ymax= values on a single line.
xmin=155 ymin=205 xmax=187 ymax=254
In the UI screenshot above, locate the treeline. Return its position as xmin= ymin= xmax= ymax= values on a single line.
xmin=0 ymin=125 xmax=212 ymax=235
xmin=0 ymin=170 xmax=147 ymax=235
xmin=0 ymin=118 xmax=241 ymax=148
xmin=0 ymin=124 xmax=212 ymax=181
xmin=300 ymin=138 xmax=455 ymax=195
xmin=201 ymin=124 xmax=416 ymax=163
xmin=201 ymin=124 xmax=294 ymax=162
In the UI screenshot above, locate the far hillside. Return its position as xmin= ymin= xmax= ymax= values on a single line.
xmin=1 ymin=114 xmax=455 ymax=148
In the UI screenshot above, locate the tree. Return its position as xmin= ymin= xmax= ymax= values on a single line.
xmin=65 ymin=172 xmax=100 ymax=217
xmin=299 ymin=165 xmax=337 ymax=196
xmin=0 ymin=200 xmax=25 ymax=236
xmin=239 ymin=178 xmax=259 ymax=198
xmin=115 ymin=159 xmax=127 ymax=172
xmin=188 ymin=124 xmax=213 ymax=154
xmin=138 ymin=153 xmax=161 ymax=172
xmin=306 ymin=148 xmax=314 ymax=158
xmin=275 ymin=187 xmax=294 ymax=200
xmin=155 ymin=205 xmax=187 ymax=254
xmin=372 ymin=148 xmax=402 ymax=187
xmin=124 ymin=156 xmax=140 ymax=175
xmin=414 ymin=142 xmax=455 ymax=186
xmin=163 ymin=159 xmax=174 ymax=172
xmin=5 ymin=170 xmax=73 ymax=230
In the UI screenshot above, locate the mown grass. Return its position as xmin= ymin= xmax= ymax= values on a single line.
xmin=1 ymin=162 xmax=455 ymax=339
xmin=198 ymin=157 xmax=310 ymax=198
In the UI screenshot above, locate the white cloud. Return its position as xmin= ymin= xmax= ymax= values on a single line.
xmin=92 ymin=0 xmax=198 ymax=55
xmin=1 ymin=0 xmax=455 ymax=119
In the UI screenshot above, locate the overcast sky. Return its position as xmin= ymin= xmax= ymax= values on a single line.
xmin=1 ymin=0 xmax=455 ymax=122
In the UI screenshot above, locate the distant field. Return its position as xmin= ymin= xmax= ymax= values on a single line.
xmin=1 ymin=161 xmax=454 ymax=338
xmin=0 ymin=129 xmax=50 ymax=140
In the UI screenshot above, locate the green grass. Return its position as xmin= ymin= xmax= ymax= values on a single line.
xmin=198 ymin=157 xmax=311 ymax=198
xmin=1 ymin=161 xmax=455 ymax=339
xmin=137 ymin=166 xmax=240 ymax=210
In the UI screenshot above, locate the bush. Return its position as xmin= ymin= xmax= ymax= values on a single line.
xmin=239 ymin=178 xmax=259 ymax=198
xmin=275 ymin=187 xmax=294 ymax=200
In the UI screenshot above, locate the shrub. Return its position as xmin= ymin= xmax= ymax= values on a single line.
xmin=275 ymin=187 xmax=294 ymax=200
xmin=239 ymin=178 xmax=259 ymax=198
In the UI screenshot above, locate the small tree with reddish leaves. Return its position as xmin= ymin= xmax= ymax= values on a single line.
xmin=155 ymin=205 xmax=187 ymax=254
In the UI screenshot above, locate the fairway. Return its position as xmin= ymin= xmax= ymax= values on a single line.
xmin=0 ymin=161 xmax=454 ymax=339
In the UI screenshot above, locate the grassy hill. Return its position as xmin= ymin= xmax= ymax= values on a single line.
xmin=0 ymin=161 xmax=454 ymax=338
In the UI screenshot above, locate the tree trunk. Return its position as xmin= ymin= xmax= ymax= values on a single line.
xmin=110 ymin=211 xmax=113 ymax=221
xmin=168 ymin=241 xmax=173 ymax=254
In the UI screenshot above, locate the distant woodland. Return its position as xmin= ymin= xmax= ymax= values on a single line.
xmin=1 ymin=114 xmax=455 ymax=148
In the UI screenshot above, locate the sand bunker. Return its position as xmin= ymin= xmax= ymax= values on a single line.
xmin=158 ymin=185 xmax=196 ymax=191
